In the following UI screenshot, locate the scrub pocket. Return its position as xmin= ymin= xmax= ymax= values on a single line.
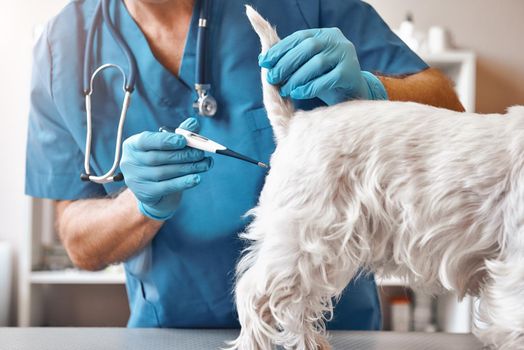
xmin=126 ymin=275 xmax=161 ymax=328
xmin=125 ymin=244 xmax=161 ymax=327
xmin=247 ymin=106 xmax=272 ymax=131
xmin=246 ymin=107 xmax=275 ymax=162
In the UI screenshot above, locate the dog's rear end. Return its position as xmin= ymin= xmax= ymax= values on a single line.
xmin=231 ymin=6 xmax=524 ymax=350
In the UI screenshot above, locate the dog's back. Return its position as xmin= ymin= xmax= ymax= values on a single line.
xmin=246 ymin=6 xmax=524 ymax=298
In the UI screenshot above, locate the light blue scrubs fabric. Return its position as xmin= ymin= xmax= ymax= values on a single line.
xmin=26 ymin=0 xmax=428 ymax=329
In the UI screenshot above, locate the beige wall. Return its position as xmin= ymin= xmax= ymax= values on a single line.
xmin=367 ymin=0 xmax=524 ymax=114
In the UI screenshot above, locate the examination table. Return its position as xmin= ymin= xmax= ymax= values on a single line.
xmin=0 ymin=328 xmax=485 ymax=349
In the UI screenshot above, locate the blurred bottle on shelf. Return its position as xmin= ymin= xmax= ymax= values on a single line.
xmin=390 ymin=296 xmax=412 ymax=332
xmin=395 ymin=13 xmax=422 ymax=53
xmin=427 ymin=26 xmax=450 ymax=53
xmin=413 ymin=290 xmax=437 ymax=332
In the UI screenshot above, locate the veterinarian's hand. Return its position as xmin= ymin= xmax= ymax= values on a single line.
xmin=121 ymin=118 xmax=213 ymax=221
xmin=259 ymin=28 xmax=388 ymax=105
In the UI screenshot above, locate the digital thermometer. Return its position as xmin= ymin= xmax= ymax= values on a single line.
xmin=160 ymin=126 xmax=269 ymax=169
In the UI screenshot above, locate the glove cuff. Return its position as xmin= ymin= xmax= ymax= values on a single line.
xmin=138 ymin=201 xmax=175 ymax=222
xmin=361 ymin=71 xmax=389 ymax=101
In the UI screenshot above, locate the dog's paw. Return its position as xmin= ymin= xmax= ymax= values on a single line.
xmin=316 ymin=335 xmax=332 ymax=350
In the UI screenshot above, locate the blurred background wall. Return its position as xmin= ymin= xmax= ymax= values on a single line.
xmin=0 ymin=0 xmax=66 ymax=326
xmin=0 ymin=0 xmax=130 ymax=327
xmin=367 ymin=0 xmax=524 ymax=114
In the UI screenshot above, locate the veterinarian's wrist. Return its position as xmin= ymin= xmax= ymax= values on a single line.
xmin=361 ymin=71 xmax=388 ymax=100
xmin=138 ymin=201 xmax=176 ymax=222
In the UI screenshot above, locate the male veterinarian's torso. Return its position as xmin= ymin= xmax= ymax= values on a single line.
xmin=26 ymin=0 xmax=427 ymax=328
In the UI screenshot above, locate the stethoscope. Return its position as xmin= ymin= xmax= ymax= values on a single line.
xmin=81 ymin=0 xmax=217 ymax=184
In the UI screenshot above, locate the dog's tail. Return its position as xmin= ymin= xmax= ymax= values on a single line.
xmin=245 ymin=5 xmax=294 ymax=141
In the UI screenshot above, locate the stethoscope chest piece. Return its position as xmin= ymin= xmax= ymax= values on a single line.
xmin=194 ymin=84 xmax=217 ymax=117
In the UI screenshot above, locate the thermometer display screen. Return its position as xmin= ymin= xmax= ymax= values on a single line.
xmin=189 ymin=133 xmax=209 ymax=142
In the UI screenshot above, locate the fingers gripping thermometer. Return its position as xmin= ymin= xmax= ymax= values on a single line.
xmin=159 ymin=127 xmax=269 ymax=169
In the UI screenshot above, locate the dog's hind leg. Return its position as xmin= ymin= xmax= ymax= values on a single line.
xmin=230 ymin=212 xmax=332 ymax=350
xmin=476 ymin=255 xmax=524 ymax=350
xmin=476 ymin=195 xmax=524 ymax=350
xmin=268 ymin=219 xmax=363 ymax=350
xmin=229 ymin=267 xmax=274 ymax=350
xmin=230 ymin=211 xmax=296 ymax=350
xmin=232 ymin=207 xmax=354 ymax=350
xmin=473 ymin=158 xmax=524 ymax=349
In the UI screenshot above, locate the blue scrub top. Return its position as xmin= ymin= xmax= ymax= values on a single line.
xmin=26 ymin=0 xmax=427 ymax=329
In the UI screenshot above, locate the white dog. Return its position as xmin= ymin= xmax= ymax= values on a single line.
xmin=229 ymin=6 xmax=524 ymax=350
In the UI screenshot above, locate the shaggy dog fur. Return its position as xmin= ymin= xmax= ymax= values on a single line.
xmin=229 ymin=6 xmax=524 ymax=350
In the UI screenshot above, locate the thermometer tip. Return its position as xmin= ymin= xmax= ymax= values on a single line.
xmin=258 ymin=162 xmax=269 ymax=169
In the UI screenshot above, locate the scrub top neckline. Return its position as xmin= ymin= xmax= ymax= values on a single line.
xmin=113 ymin=0 xmax=202 ymax=106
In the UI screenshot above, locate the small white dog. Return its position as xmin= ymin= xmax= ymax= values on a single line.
xmin=230 ymin=6 xmax=524 ymax=350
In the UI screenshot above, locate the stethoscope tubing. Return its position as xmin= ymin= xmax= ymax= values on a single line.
xmin=82 ymin=0 xmax=136 ymax=183
xmin=82 ymin=0 xmax=212 ymax=184
xmin=83 ymin=64 xmax=131 ymax=184
xmin=101 ymin=0 xmax=138 ymax=92
xmin=83 ymin=0 xmax=138 ymax=94
xmin=83 ymin=0 xmax=102 ymax=95
xmin=195 ymin=0 xmax=210 ymax=86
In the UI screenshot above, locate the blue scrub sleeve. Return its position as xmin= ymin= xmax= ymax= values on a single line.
xmin=297 ymin=0 xmax=428 ymax=76
xmin=25 ymin=26 xmax=106 ymax=200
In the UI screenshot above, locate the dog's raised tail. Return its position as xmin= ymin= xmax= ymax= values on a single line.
xmin=245 ymin=5 xmax=294 ymax=140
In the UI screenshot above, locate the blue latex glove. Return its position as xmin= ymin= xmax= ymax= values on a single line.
xmin=259 ymin=28 xmax=388 ymax=105
xmin=120 ymin=118 xmax=213 ymax=221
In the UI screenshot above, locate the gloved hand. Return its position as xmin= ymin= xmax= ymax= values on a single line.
xmin=120 ymin=118 xmax=213 ymax=221
xmin=258 ymin=28 xmax=388 ymax=105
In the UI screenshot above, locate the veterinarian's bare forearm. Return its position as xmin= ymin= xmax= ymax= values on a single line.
xmin=378 ymin=68 xmax=465 ymax=112
xmin=55 ymin=189 xmax=163 ymax=271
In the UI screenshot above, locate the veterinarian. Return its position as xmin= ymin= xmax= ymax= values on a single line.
xmin=26 ymin=0 xmax=464 ymax=329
